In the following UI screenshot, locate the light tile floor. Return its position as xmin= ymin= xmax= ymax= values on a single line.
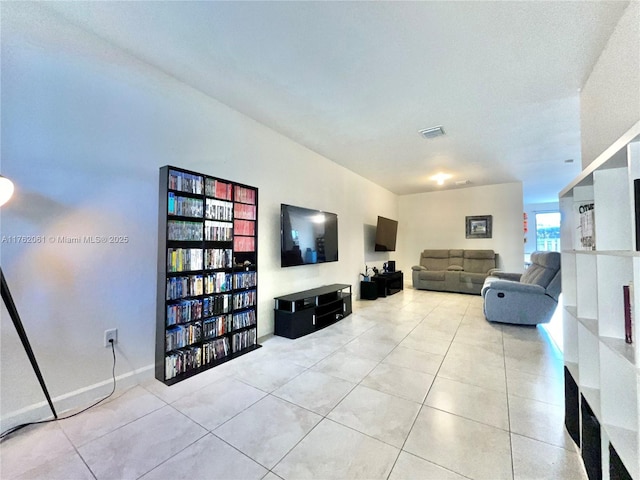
xmin=0 ymin=288 xmax=587 ymax=480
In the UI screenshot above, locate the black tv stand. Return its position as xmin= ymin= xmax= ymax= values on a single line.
xmin=274 ymin=284 xmax=352 ymax=339
xmin=373 ymin=271 xmax=403 ymax=297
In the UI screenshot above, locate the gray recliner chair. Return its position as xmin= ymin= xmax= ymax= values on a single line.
xmin=481 ymin=251 xmax=561 ymax=325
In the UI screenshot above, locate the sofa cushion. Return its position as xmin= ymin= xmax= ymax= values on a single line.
xmin=464 ymin=250 xmax=495 ymax=260
xmin=447 ymin=265 xmax=464 ymax=271
xmin=422 ymin=249 xmax=449 ymax=258
xmin=420 ymin=249 xmax=450 ymax=270
xmin=521 ymin=251 xmax=560 ymax=287
xmin=419 ymin=270 xmax=446 ymax=282
xmin=449 ymin=249 xmax=464 ymax=267
xmin=463 ymin=250 xmax=496 ymax=274
xmin=460 ymin=272 xmax=488 ymax=285
xmin=531 ymin=251 xmax=560 ymax=269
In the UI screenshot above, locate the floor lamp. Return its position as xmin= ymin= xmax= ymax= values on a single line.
xmin=0 ymin=176 xmax=58 ymax=419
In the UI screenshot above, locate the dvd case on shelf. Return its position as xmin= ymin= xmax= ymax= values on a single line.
xmin=168 ymin=194 xmax=204 ymax=217
xmin=205 ymin=178 xmax=232 ymax=200
xmin=169 ymin=170 xmax=203 ymax=194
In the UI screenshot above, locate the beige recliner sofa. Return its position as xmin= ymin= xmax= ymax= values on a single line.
xmin=412 ymin=249 xmax=499 ymax=295
xmin=482 ymin=251 xmax=561 ymax=324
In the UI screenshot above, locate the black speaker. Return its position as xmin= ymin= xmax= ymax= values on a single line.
xmin=387 ymin=261 xmax=396 ymax=272
xmin=360 ymin=281 xmax=378 ymax=300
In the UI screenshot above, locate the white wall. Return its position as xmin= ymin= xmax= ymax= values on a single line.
xmin=397 ymin=183 xmax=524 ymax=275
xmin=580 ymin=1 xmax=639 ymax=167
xmin=0 ymin=4 xmax=397 ymax=425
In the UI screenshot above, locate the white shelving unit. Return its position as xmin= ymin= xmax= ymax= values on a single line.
xmin=560 ymin=121 xmax=640 ymax=480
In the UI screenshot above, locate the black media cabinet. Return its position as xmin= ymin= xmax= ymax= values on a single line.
xmin=274 ymin=284 xmax=352 ymax=339
xmin=373 ymin=271 xmax=403 ymax=297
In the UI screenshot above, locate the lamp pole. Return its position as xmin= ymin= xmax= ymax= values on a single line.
xmin=1 ymin=268 xmax=58 ymax=419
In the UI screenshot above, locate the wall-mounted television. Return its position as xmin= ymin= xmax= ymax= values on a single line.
xmin=281 ymin=204 xmax=338 ymax=267
xmin=374 ymin=216 xmax=398 ymax=252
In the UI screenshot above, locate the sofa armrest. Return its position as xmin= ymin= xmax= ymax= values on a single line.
xmin=489 ymin=271 xmax=522 ymax=281
xmin=484 ymin=279 xmax=545 ymax=295
xmin=412 ymin=265 xmax=426 ymax=271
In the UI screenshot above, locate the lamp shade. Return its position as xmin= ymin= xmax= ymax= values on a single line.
xmin=0 ymin=176 xmax=15 ymax=206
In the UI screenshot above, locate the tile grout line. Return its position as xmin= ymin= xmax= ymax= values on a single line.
xmin=214 ymin=310 xmax=394 ymax=476
xmin=268 ymin=294 xmax=446 ymax=479
xmin=266 ymin=298 xmax=425 ymax=478
xmin=57 ymin=426 xmax=99 ymax=480
xmin=385 ymin=297 xmax=470 ymax=480
xmin=501 ymin=323 xmax=517 ymax=480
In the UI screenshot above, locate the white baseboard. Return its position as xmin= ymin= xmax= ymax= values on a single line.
xmin=1 ymin=363 xmax=155 ymax=434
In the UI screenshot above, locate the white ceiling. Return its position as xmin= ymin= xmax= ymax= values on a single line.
xmin=44 ymin=1 xmax=629 ymax=203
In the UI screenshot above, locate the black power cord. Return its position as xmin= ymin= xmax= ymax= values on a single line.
xmin=0 ymin=339 xmax=117 ymax=441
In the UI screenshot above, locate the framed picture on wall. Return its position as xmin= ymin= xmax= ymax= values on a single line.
xmin=466 ymin=215 xmax=492 ymax=239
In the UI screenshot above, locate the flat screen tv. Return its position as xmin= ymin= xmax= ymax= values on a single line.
xmin=281 ymin=204 xmax=338 ymax=267
xmin=375 ymin=216 xmax=398 ymax=252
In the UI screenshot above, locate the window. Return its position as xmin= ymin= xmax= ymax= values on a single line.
xmin=535 ymin=212 xmax=561 ymax=252
xmin=534 ymin=211 xmax=563 ymax=351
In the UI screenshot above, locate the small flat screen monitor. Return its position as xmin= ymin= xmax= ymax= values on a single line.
xmin=374 ymin=216 xmax=398 ymax=252
xmin=281 ymin=204 xmax=338 ymax=267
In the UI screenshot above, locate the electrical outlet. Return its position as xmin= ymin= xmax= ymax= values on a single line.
xmin=104 ymin=328 xmax=117 ymax=347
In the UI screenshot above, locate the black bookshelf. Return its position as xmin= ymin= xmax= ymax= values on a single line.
xmin=156 ymin=166 xmax=260 ymax=385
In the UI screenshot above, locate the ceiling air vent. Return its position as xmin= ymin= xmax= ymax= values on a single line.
xmin=418 ymin=125 xmax=445 ymax=140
